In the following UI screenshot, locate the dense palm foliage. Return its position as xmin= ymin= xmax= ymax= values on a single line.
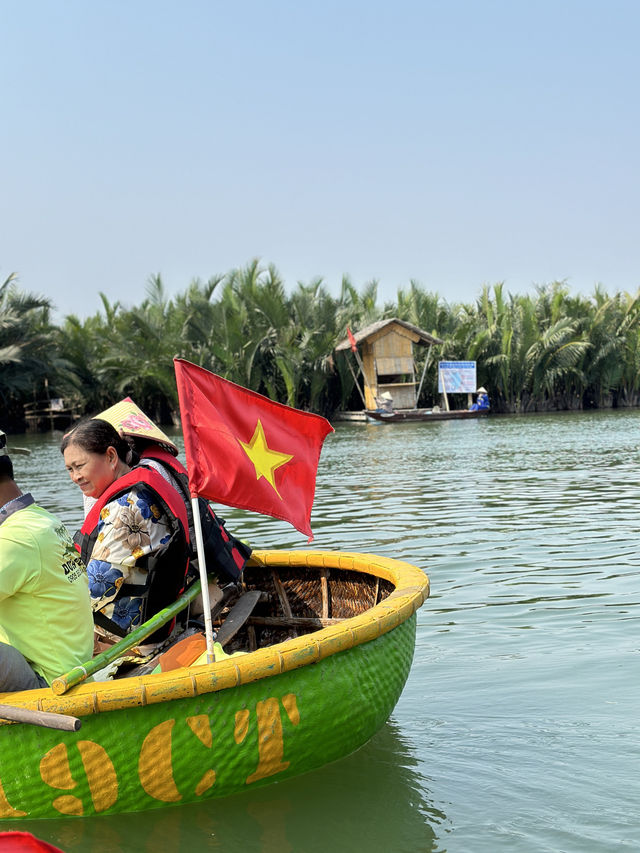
xmin=3 ymin=262 xmax=640 ymax=431
xmin=0 ymin=274 xmax=69 ymax=426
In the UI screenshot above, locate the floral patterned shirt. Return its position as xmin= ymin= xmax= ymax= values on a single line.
xmin=87 ymin=485 xmax=173 ymax=636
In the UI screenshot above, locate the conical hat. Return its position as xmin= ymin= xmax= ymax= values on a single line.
xmin=95 ymin=397 xmax=178 ymax=455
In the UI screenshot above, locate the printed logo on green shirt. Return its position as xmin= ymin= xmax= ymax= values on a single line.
xmin=55 ymin=524 xmax=87 ymax=584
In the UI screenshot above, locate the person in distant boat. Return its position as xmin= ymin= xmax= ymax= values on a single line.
xmin=469 ymin=387 xmax=490 ymax=411
xmin=376 ymin=391 xmax=394 ymax=413
xmin=61 ymin=417 xmax=192 ymax=648
xmin=0 ymin=430 xmax=94 ymax=691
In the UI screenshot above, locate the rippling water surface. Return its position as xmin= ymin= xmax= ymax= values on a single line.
xmin=8 ymin=410 xmax=640 ymax=852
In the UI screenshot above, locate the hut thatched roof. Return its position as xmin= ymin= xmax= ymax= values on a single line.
xmin=334 ymin=318 xmax=443 ymax=352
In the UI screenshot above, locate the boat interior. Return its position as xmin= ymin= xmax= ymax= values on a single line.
xmin=113 ymin=563 xmax=396 ymax=681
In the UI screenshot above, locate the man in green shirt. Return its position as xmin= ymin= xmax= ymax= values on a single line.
xmin=0 ymin=430 xmax=94 ymax=691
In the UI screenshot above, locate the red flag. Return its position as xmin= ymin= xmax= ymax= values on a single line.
xmin=174 ymin=359 xmax=334 ymax=541
xmin=0 ymin=833 xmax=67 ymax=852
xmin=347 ymin=326 xmax=358 ymax=353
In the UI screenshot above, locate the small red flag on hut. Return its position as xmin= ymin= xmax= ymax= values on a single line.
xmin=347 ymin=326 xmax=358 ymax=353
xmin=173 ymin=359 xmax=334 ymax=541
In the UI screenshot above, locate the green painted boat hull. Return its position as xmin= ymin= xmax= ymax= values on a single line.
xmin=0 ymin=551 xmax=428 ymax=819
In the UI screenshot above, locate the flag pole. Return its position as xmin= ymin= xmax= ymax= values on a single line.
xmin=415 ymin=344 xmax=433 ymax=409
xmin=190 ymin=496 xmax=217 ymax=663
xmin=347 ymin=328 xmax=376 ymax=408
xmin=439 ymin=365 xmax=450 ymax=411
xmin=345 ymin=355 xmax=368 ymax=408
xmin=352 ymin=349 xmax=376 ymax=404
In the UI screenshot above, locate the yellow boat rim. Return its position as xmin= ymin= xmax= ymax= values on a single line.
xmin=0 ymin=550 xmax=429 ymax=721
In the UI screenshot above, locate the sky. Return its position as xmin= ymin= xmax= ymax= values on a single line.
xmin=3 ymin=0 xmax=640 ymax=321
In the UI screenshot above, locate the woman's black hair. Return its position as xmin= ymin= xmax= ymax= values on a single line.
xmin=60 ymin=418 xmax=137 ymax=465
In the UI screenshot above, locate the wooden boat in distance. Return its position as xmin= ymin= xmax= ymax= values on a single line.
xmin=365 ymin=407 xmax=489 ymax=423
xmin=0 ymin=550 xmax=428 ymax=820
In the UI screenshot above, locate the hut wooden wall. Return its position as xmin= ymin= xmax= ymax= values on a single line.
xmin=361 ymin=325 xmax=420 ymax=409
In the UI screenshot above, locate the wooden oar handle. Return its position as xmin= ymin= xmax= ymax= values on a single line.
xmin=0 ymin=703 xmax=81 ymax=731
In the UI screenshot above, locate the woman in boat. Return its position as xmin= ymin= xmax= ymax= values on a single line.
xmin=61 ymin=417 xmax=191 ymax=647
xmin=88 ymin=398 xmax=249 ymax=593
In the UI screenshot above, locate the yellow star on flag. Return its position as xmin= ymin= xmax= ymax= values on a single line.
xmin=238 ymin=419 xmax=293 ymax=499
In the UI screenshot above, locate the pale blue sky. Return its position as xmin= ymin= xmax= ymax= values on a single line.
xmin=3 ymin=0 xmax=639 ymax=320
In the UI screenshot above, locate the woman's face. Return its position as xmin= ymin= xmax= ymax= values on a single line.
xmin=63 ymin=443 xmax=120 ymax=499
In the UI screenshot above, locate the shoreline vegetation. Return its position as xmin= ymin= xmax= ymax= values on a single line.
xmin=3 ymin=261 xmax=640 ymax=432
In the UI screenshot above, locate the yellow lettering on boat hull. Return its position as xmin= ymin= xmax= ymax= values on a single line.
xmin=139 ymin=720 xmax=182 ymax=803
xmin=40 ymin=740 xmax=118 ymax=816
xmin=239 ymin=694 xmax=300 ymax=785
xmin=1 ymin=692 xmax=300 ymax=816
xmin=0 ymin=779 xmax=27 ymax=818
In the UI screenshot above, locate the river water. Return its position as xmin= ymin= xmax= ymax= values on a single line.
xmin=5 ymin=409 xmax=640 ymax=852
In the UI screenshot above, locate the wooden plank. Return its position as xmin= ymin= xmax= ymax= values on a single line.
xmin=320 ymin=569 xmax=329 ymax=620
xmin=375 ymin=356 xmax=414 ymax=374
xmin=271 ymin=570 xmax=293 ymax=617
xmin=247 ymin=624 xmax=258 ymax=652
xmin=248 ymin=615 xmax=345 ymax=629
xmin=271 ymin=569 xmax=296 ymax=638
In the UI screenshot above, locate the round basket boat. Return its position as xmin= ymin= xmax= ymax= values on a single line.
xmin=0 ymin=550 xmax=429 ymax=820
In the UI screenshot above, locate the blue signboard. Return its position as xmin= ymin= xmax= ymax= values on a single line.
xmin=438 ymin=361 xmax=477 ymax=393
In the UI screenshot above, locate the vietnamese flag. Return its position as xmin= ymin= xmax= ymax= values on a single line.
xmin=174 ymin=358 xmax=334 ymax=541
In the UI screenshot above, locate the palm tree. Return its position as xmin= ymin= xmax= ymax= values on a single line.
xmin=579 ymin=287 xmax=640 ymax=408
xmin=0 ymin=274 xmax=63 ymax=428
xmin=97 ymin=275 xmax=184 ymax=421
xmin=288 ymin=279 xmax=340 ymax=414
xmin=523 ymin=316 xmax=590 ymax=410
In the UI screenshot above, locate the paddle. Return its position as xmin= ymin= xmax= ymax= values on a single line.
xmin=113 ymin=584 xmax=256 ymax=677
xmin=0 ymin=704 xmax=81 ymax=732
xmin=215 ymin=590 xmax=261 ymax=647
xmin=51 ymin=578 xmax=203 ymax=695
